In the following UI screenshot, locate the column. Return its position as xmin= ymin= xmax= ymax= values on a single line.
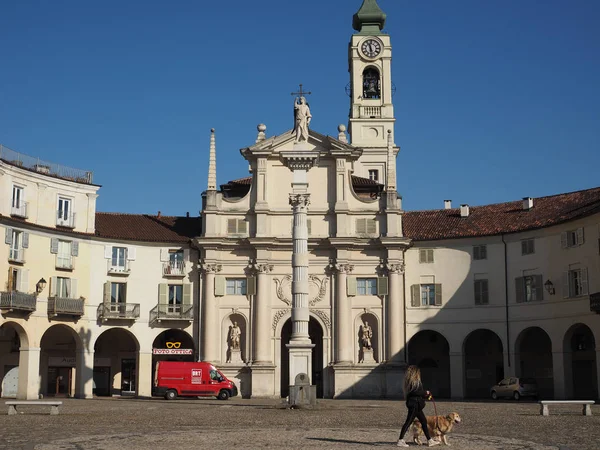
xmin=136 ymin=351 xmax=153 ymax=397
xmin=449 ymin=352 xmax=464 ymax=399
xmin=75 ymin=348 xmax=94 ymax=399
xmin=201 ymin=263 xmax=221 ymax=362
xmin=596 ymin=350 xmax=600 ymax=400
xmin=552 ymin=351 xmax=566 ymax=399
xmin=17 ymin=346 xmax=41 ymax=400
xmin=254 ymin=263 xmax=273 ymax=364
xmin=334 ymin=263 xmax=353 ymax=364
xmin=386 ymin=262 xmax=405 ymax=363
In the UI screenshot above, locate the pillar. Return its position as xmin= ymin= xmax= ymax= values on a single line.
xmin=386 ymin=262 xmax=405 ymax=362
xmin=75 ymin=348 xmax=94 ymax=399
xmin=334 ymin=263 xmax=353 ymax=364
xmin=552 ymin=351 xmax=566 ymax=399
xmin=201 ymin=263 xmax=221 ymax=363
xmin=449 ymin=352 xmax=464 ymax=399
xmin=136 ymin=351 xmax=153 ymax=397
xmin=595 ymin=350 xmax=600 ymax=399
xmin=254 ymin=264 xmax=273 ymax=364
xmin=17 ymin=346 xmax=41 ymax=400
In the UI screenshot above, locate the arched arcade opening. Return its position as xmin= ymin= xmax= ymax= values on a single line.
xmin=408 ymin=330 xmax=451 ymax=398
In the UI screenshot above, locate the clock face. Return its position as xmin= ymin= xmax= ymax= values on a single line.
xmin=361 ymin=39 xmax=382 ymax=58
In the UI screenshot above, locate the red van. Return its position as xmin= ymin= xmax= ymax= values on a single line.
xmin=153 ymin=361 xmax=238 ymax=400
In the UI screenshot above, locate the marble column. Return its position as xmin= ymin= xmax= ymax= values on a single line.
xmin=75 ymin=348 xmax=94 ymax=399
xmin=17 ymin=346 xmax=41 ymax=400
xmin=201 ymin=263 xmax=221 ymax=363
xmin=386 ymin=262 xmax=405 ymax=363
xmin=254 ymin=263 xmax=273 ymax=364
xmin=334 ymin=263 xmax=353 ymax=364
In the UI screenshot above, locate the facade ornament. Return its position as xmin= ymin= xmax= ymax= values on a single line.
xmin=291 ymin=84 xmax=312 ymax=143
xmin=201 ymin=262 xmax=222 ymax=273
xmin=289 ymin=193 xmax=311 ymax=210
xmin=333 ymin=263 xmax=354 ymax=274
xmin=360 ymin=321 xmax=373 ymax=350
xmin=228 ymin=321 xmax=241 ymax=351
xmin=312 ymin=309 xmax=331 ymax=331
xmin=379 ymin=260 xmax=405 ymax=274
xmin=256 ymin=264 xmax=274 ymax=274
xmin=272 ymin=308 xmax=291 ymax=331
xmin=274 ymin=275 xmax=328 ymax=306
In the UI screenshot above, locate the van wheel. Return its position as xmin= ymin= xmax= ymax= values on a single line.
xmin=165 ymin=390 xmax=177 ymax=400
xmin=513 ymin=391 xmax=520 ymax=401
xmin=491 ymin=391 xmax=498 ymax=400
xmin=217 ymin=390 xmax=230 ymax=401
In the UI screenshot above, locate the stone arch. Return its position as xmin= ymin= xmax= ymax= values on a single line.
xmin=93 ymin=328 xmax=140 ymax=396
xmin=0 ymin=322 xmax=30 ymax=398
xmin=354 ymin=311 xmax=379 ymax=363
xmin=40 ymin=324 xmax=83 ymax=397
xmin=222 ymin=312 xmax=248 ymax=364
xmin=362 ymin=66 xmax=381 ymax=99
xmin=408 ymin=330 xmax=451 ymax=398
xmin=514 ymin=326 xmax=553 ymax=398
xmin=563 ymin=323 xmax=597 ymax=399
xmin=463 ymin=329 xmax=504 ymax=398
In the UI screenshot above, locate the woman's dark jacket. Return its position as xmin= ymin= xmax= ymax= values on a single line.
xmin=405 ymin=385 xmax=428 ymax=410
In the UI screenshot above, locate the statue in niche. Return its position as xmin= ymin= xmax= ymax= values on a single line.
xmin=360 ymin=321 xmax=373 ymax=350
xmin=228 ymin=321 xmax=241 ymax=350
xmin=293 ymin=96 xmax=312 ymax=143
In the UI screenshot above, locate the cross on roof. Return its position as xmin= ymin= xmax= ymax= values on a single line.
xmin=291 ymin=84 xmax=312 ymax=98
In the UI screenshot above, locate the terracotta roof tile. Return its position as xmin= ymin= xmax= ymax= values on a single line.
xmin=403 ymin=187 xmax=600 ymax=241
xmin=94 ymin=213 xmax=201 ymax=243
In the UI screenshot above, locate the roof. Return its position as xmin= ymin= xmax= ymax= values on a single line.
xmin=94 ymin=213 xmax=201 ymax=243
xmin=403 ymin=187 xmax=600 ymax=241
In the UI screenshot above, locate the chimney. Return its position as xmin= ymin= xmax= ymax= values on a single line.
xmin=444 ymin=200 xmax=452 ymax=210
xmin=157 ymin=211 xmax=161 ymax=218
xmin=460 ymin=204 xmax=470 ymax=218
xmin=523 ymin=197 xmax=534 ymax=210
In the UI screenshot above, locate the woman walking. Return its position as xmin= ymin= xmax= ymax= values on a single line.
xmin=396 ymin=365 xmax=440 ymax=447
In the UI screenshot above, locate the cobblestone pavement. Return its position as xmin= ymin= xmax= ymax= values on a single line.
xmin=0 ymin=397 xmax=598 ymax=449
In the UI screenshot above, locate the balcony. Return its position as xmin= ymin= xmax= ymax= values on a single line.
xmin=8 ymin=248 xmax=25 ymax=264
xmin=107 ymin=259 xmax=131 ymax=276
xmin=0 ymin=291 xmax=37 ymax=313
xmin=360 ymin=106 xmax=382 ymax=118
xmin=97 ymin=302 xmax=140 ymax=322
xmin=149 ymin=304 xmax=193 ymax=323
xmin=56 ymin=255 xmax=74 ymax=270
xmin=11 ymin=202 xmax=28 ymax=219
xmin=162 ymin=261 xmax=186 ymax=277
xmin=48 ymin=296 xmax=84 ymax=317
xmin=56 ymin=211 xmax=76 ymax=229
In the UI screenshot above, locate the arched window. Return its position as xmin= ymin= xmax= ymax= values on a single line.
xmin=362 ymin=68 xmax=381 ymax=99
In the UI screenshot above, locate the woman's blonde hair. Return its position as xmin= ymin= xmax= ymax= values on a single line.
xmin=403 ymin=365 xmax=422 ymax=397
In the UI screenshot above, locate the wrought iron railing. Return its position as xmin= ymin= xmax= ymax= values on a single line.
xmin=10 ymin=201 xmax=28 ymax=218
xmin=162 ymin=261 xmax=186 ymax=276
xmin=8 ymin=248 xmax=25 ymax=263
xmin=48 ymin=297 xmax=84 ymax=316
xmin=56 ymin=211 xmax=76 ymax=228
xmin=0 ymin=144 xmax=93 ymax=184
xmin=149 ymin=303 xmax=193 ymax=323
xmin=97 ymin=302 xmax=140 ymax=321
xmin=0 ymin=291 xmax=37 ymax=312
xmin=107 ymin=259 xmax=131 ymax=274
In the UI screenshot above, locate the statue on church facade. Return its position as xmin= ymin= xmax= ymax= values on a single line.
xmin=229 ymin=321 xmax=241 ymax=350
xmin=293 ymin=96 xmax=312 ymax=143
xmin=360 ymin=321 xmax=373 ymax=350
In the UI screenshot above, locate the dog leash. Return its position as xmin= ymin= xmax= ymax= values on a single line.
xmin=428 ymin=392 xmax=440 ymax=433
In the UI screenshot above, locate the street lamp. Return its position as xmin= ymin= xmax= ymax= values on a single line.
xmin=544 ymin=279 xmax=555 ymax=295
xmin=36 ymin=278 xmax=47 ymax=294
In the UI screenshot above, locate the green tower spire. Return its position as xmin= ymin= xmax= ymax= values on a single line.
xmin=352 ymin=0 xmax=387 ymax=35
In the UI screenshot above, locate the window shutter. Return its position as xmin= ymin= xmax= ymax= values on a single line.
xmin=473 ymin=246 xmax=479 ymax=260
xmin=127 ymin=247 xmax=136 ymax=261
xmin=104 ymin=245 xmax=112 ymax=259
xmin=158 ymin=283 xmax=168 ymax=304
xmin=427 ymin=249 xmax=434 ymax=263
xmin=4 ymin=227 xmax=12 ymax=245
xmin=214 ymin=276 xmax=225 ymax=296
xmin=238 ymin=219 xmax=247 ymax=234
xmin=411 ymin=284 xmax=420 ymax=307
xmin=482 ymin=279 xmax=489 ymax=304
xmin=50 ymin=276 xmax=57 ymax=297
xmin=346 ymin=276 xmax=357 ymax=296
xmin=576 ymin=227 xmax=584 ymax=246
xmin=434 ymin=284 xmax=442 ymax=306
xmin=22 ymin=232 xmax=29 ymax=249
xmin=481 ymin=245 xmax=487 ymax=260
xmin=70 ymin=279 xmax=78 ymax=299
xmin=246 ymin=276 xmax=257 ymax=296
xmin=419 ymin=249 xmax=426 ymax=263
xmin=103 ymin=282 xmax=111 ymax=303
xmin=562 ymin=271 xmax=570 ymax=298
xmin=50 ymin=238 xmax=59 ymax=254
xmin=474 ymin=280 xmax=481 ymax=305
xmin=356 ymin=219 xmax=366 ymax=234
xmin=561 ymin=232 xmax=568 ymax=249
xmin=515 ymin=277 xmax=525 ymax=303
xmin=183 ymin=248 xmax=190 ymax=262
xmin=227 ymin=219 xmax=237 ymax=234
xmin=182 ymin=284 xmax=192 ymax=304
xmin=160 ymin=249 xmax=169 ymax=262
xmin=367 ymin=219 xmax=377 ymax=234
xmin=534 ymin=274 xmax=544 ymax=302
xmin=18 ymin=269 xmax=29 ymax=293
xmin=377 ymin=277 xmax=388 ymax=296
xmin=580 ymin=268 xmax=588 ymax=295
xmin=71 ymin=241 xmax=79 ymax=257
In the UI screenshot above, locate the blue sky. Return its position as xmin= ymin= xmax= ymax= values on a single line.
xmin=1 ymin=0 xmax=598 ymax=216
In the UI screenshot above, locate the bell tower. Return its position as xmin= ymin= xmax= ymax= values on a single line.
xmin=348 ymin=0 xmax=395 ymax=156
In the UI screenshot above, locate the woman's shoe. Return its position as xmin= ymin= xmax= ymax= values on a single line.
xmin=396 ymin=439 xmax=409 ymax=447
xmin=428 ymin=438 xmax=441 ymax=447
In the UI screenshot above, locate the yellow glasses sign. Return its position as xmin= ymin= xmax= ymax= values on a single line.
xmin=165 ymin=341 xmax=181 ymax=349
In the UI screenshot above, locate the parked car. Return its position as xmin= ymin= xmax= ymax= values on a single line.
xmin=153 ymin=361 xmax=238 ymax=400
xmin=490 ymin=377 xmax=538 ymax=400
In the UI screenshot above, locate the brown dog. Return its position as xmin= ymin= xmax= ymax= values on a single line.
xmin=411 ymin=412 xmax=462 ymax=446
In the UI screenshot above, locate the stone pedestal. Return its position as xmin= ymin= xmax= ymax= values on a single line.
xmin=249 ymin=364 xmax=277 ymax=398
xmin=287 ymin=342 xmax=315 ymax=388
xmin=227 ymin=349 xmax=243 ymax=365
xmin=289 ymin=373 xmax=316 ymax=406
xmin=360 ymin=348 xmax=375 ymax=364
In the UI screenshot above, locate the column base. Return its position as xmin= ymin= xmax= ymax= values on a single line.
xmin=331 ymin=362 xmax=406 ymax=399
xmin=226 ymin=349 xmax=244 ymax=364
xmin=286 ymin=342 xmax=315 ymax=386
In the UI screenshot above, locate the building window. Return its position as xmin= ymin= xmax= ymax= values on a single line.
xmin=565 ymin=268 xmax=588 ymax=297
xmin=473 ymin=245 xmax=487 ymax=260
xmin=368 ymin=169 xmax=379 ymax=182
xmin=411 ymin=283 xmax=442 ymax=306
xmin=521 ymin=239 xmax=535 ymax=255
xmin=57 ymin=197 xmax=73 ymax=226
xmin=57 ymin=240 xmax=73 ymax=269
xmin=227 ymin=218 xmax=247 ymax=235
xmin=419 ymin=249 xmax=434 ymax=263
xmin=357 ymin=278 xmax=377 ymax=295
xmin=362 ymin=67 xmax=381 ymax=99
xmin=9 ymin=230 xmax=22 ymax=261
xmin=112 ymin=247 xmax=128 ymax=268
xmin=12 ymin=185 xmax=23 ymax=208
xmin=110 ymin=282 xmax=127 ymax=304
xmin=168 ymin=285 xmax=183 ymax=312
xmin=515 ymin=275 xmax=543 ymax=303
xmin=55 ymin=277 xmax=71 ymax=298
xmin=561 ymin=228 xmax=584 ymax=248
xmin=474 ymin=279 xmax=489 ymax=305
xmin=226 ymin=279 xmax=247 ymax=295
xmin=421 ymin=284 xmax=436 ymax=306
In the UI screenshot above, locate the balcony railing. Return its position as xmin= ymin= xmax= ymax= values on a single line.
xmin=360 ymin=106 xmax=382 ymax=118
xmin=56 ymin=255 xmax=74 ymax=270
xmin=0 ymin=143 xmax=94 ymax=184
xmin=8 ymin=248 xmax=25 ymax=263
xmin=163 ymin=261 xmax=186 ymax=277
xmin=107 ymin=259 xmax=131 ymax=275
xmin=149 ymin=303 xmax=193 ymax=323
xmin=0 ymin=291 xmax=37 ymax=312
xmin=11 ymin=201 xmax=28 ymax=219
xmin=56 ymin=211 xmax=76 ymax=228
xmin=97 ymin=302 xmax=140 ymax=321
xmin=48 ymin=296 xmax=84 ymax=316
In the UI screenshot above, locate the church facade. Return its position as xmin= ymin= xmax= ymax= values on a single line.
xmin=1 ymin=0 xmax=599 ymax=401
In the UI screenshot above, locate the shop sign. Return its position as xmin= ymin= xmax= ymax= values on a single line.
xmin=152 ymin=348 xmax=193 ymax=355
xmin=590 ymin=292 xmax=600 ymax=313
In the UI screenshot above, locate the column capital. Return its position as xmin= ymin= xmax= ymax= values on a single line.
xmin=255 ymin=263 xmax=274 ymax=274
xmin=201 ymin=262 xmax=222 ymax=273
xmin=382 ymin=261 xmax=405 ymax=274
xmin=330 ymin=262 xmax=354 ymax=274
xmin=289 ymin=193 xmax=310 ymax=210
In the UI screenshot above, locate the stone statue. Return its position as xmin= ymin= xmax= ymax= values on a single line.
xmin=229 ymin=321 xmax=241 ymax=350
xmin=361 ymin=321 xmax=373 ymax=350
xmin=293 ymin=96 xmax=312 ymax=143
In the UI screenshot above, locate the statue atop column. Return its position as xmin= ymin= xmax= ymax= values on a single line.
xmin=291 ymin=84 xmax=312 ymax=143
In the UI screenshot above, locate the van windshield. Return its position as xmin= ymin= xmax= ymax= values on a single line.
xmin=210 ymin=369 xmax=224 ymax=382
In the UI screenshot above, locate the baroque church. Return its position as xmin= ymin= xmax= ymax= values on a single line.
xmin=0 ymin=0 xmax=599 ymax=401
